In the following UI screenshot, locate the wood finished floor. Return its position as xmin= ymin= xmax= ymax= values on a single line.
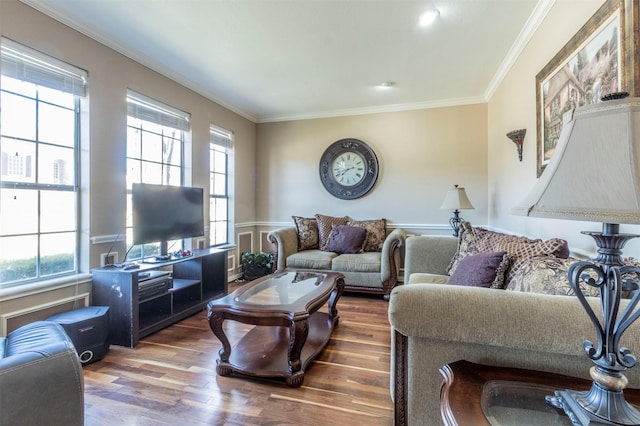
xmin=82 ymin=289 xmax=393 ymax=425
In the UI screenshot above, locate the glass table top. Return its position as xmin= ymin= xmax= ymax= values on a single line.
xmin=481 ymin=380 xmax=573 ymax=425
xmin=235 ymin=271 xmax=327 ymax=306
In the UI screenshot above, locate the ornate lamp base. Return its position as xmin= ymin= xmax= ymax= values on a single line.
xmin=545 ymin=223 xmax=640 ymax=425
xmin=547 ymin=367 xmax=640 ymax=425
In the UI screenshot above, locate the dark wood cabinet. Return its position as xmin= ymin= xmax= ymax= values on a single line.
xmin=92 ymin=248 xmax=228 ymax=347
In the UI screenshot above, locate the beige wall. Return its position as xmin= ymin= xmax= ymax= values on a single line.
xmin=488 ymin=0 xmax=640 ymax=257
xmin=0 ymin=0 xmax=256 ymax=328
xmin=256 ymin=104 xmax=489 ymax=233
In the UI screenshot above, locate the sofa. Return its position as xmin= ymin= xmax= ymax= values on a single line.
xmin=268 ymin=214 xmax=405 ymax=299
xmin=0 ymin=321 xmax=84 ymax=425
xmin=388 ymin=225 xmax=640 ymax=426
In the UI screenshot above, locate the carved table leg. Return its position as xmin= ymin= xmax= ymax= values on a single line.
xmin=328 ymin=277 xmax=344 ymax=325
xmin=208 ymin=311 xmax=232 ymax=375
xmin=287 ymin=318 xmax=309 ymax=387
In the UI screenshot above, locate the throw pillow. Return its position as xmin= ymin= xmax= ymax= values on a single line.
xmin=326 ymin=225 xmax=367 ymax=254
xmin=348 ymin=218 xmax=387 ymax=252
xmin=507 ymin=256 xmax=639 ymax=299
xmin=316 ymin=214 xmax=350 ymax=250
xmin=506 ymin=256 xmax=600 ymax=297
xmin=446 ymin=221 xmax=477 ymax=275
xmin=448 ymin=251 xmax=511 ymax=288
xmin=292 ymin=216 xmax=319 ymax=250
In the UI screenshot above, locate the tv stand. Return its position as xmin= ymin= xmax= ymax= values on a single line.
xmin=92 ymin=247 xmax=228 ymax=347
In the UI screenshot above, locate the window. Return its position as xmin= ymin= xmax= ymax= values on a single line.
xmin=0 ymin=38 xmax=87 ymax=287
xmin=209 ymin=126 xmax=232 ymax=246
xmin=126 ymin=90 xmax=190 ymax=259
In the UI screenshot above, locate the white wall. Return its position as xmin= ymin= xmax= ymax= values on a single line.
xmin=256 ymin=105 xmax=489 ymax=232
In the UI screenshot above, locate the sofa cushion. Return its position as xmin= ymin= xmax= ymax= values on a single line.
xmin=332 ymin=252 xmax=381 ymax=273
xmin=347 ymin=218 xmax=387 ymax=252
xmin=286 ymin=250 xmax=337 ymax=270
xmin=315 ymin=214 xmax=350 ymax=250
xmin=408 ymin=273 xmax=450 ymax=284
xmin=326 ymin=225 xmax=367 ymax=254
xmin=448 ymin=251 xmax=511 ymax=288
xmin=292 ymin=216 xmax=319 ymax=250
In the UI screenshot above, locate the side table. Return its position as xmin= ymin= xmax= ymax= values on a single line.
xmin=440 ymin=360 xmax=640 ymax=425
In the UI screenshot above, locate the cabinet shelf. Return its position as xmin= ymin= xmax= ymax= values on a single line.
xmin=92 ymin=248 xmax=228 ymax=347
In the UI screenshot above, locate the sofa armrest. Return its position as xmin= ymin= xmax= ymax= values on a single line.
xmin=390 ymin=284 xmax=640 ymax=356
xmin=380 ymin=228 xmax=406 ymax=284
xmin=0 ymin=321 xmax=84 ymax=426
xmin=403 ymin=235 xmax=458 ymax=284
xmin=267 ymin=227 xmax=299 ymax=270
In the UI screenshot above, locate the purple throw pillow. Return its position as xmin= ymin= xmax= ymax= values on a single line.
xmin=448 ymin=251 xmax=509 ymax=288
xmin=326 ymin=225 xmax=367 ymax=254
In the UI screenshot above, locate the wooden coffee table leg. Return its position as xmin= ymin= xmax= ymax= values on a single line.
xmin=208 ymin=311 xmax=233 ymax=375
xmin=286 ymin=318 xmax=309 ymax=387
xmin=328 ymin=277 xmax=344 ymax=324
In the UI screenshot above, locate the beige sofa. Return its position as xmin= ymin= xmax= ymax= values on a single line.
xmin=388 ymin=234 xmax=640 ymax=425
xmin=267 ymin=217 xmax=405 ymax=299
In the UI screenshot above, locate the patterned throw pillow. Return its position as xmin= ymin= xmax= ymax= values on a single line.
xmin=315 ymin=214 xmax=350 ymax=251
xmin=292 ymin=216 xmax=319 ymax=251
xmin=326 ymin=225 xmax=367 ymax=254
xmin=448 ymin=251 xmax=511 ymax=289
xmin=506 ymin=256 xmax=599 ymax=297
xmin=446 ymin=221 xmax=569 ymax=285
xmin=348 ymin=218 xmax=387 ymax=252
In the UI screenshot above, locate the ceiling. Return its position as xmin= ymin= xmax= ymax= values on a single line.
xmin=22 ymin=0 xmax=551 ymax=123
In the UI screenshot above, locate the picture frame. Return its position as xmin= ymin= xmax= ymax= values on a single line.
xmin=535 ymin=0 xmax=639 ymax=177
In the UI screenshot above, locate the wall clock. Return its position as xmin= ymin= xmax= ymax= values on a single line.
xmin=319 ymin=138 xmax=379 ymax=200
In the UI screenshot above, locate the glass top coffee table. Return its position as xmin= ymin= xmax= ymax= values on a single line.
xmin=207 ymin=269 xmax=344 ymax=387
xmin=440 ymin=360 xmax=640 ymax=425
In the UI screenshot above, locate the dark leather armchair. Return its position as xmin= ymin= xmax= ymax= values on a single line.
xmin=0 ymin=321 xmax=84 ymax=425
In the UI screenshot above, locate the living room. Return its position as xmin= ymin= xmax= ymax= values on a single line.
xmin=2 ymin=0 xmax=640 ymax=424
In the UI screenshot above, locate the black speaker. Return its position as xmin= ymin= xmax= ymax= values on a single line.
xmin=47 ymin=306 xmax=110 ymax=365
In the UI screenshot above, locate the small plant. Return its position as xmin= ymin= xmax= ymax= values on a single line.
xmin=241 ymin=251 xmax=275 ymax=281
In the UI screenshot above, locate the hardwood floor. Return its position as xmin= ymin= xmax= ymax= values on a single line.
xmin=82 ymin=290 xmax=393 ymax=425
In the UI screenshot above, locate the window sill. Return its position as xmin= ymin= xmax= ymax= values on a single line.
xmin=0 ymin=273 xmax=92 ymax=302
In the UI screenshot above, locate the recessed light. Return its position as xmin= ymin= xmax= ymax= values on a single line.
xmin=378 ymin=81 xmax=396 ymax=88
xmin=419 ymin=8 xmax=440 ymax=27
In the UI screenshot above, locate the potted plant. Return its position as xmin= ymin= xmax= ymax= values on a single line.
xmin=241 ymin=251 xmax=275 ymax=281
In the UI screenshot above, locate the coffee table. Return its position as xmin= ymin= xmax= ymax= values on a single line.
xmin=207 ymin=269 xmax=344 ymax=387
xmin=440 ymin=360 xmax=640 ymax=425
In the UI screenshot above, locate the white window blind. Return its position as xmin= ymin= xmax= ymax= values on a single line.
xmin=1 ymin=37 xmax=87 ymax=97
xmin=210 ymin=126 xmax=233 ymax=151
xmin=127 ymin=90 xmax=190 ymax=131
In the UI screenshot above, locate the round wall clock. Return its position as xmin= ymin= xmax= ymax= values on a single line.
xmin=319 ymin=138 xmax=379 ymax=200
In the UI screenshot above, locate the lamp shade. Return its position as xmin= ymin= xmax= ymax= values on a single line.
xmin=512 ymin=97 xmax=640 ymax=225
xmin=440 ymin=186 xmax=474 ymax=210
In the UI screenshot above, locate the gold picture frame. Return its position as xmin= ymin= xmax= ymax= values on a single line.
xmin=536 ymin=0 xmax=639 ymax=177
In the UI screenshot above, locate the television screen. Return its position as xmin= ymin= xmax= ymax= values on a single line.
xmin=132 ymin=183 xmax=205 ymax=250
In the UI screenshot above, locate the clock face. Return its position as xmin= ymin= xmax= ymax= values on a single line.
xmin=319 ymin=139 xmax=379 ymax=200
xmin=331 ymin=151 xmax=366 ymax=187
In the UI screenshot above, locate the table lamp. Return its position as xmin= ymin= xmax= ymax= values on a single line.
xmin=440 ymin=185 xmax=474 ymax=237
xmin=511 ymin=93 xmax=640 ymax=425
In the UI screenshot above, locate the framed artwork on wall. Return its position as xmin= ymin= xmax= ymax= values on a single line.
xmin=535 ymin=0 xmax=639 ymax=177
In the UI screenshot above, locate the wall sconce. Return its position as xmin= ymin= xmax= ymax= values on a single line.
xmin=506 ymin=129 xmax=526 ymax=161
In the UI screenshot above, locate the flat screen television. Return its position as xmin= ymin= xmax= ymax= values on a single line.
xmin=132 ymin=183 xmax=205 ymax=261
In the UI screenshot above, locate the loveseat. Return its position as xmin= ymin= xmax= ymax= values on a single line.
xmin=268 ymin=214 xmax=405 ymax=299
xmin=388 ymin=226 xmax=640 ymax=425
xmin=0 ymin=321 xmax=84 ymax=425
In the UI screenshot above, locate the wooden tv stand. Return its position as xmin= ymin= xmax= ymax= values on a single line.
xmin=92 ymin=247 xmax=228 ymax=347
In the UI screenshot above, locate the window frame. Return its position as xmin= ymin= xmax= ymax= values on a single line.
xmin=0 ymin=38 xmax=86 ymax=288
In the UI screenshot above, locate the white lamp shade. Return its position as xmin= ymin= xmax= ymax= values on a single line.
xmin=512 ymin=97 xmax=640 ymax=224
xmin=440 ymin=186 xmax=474 ymax=210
